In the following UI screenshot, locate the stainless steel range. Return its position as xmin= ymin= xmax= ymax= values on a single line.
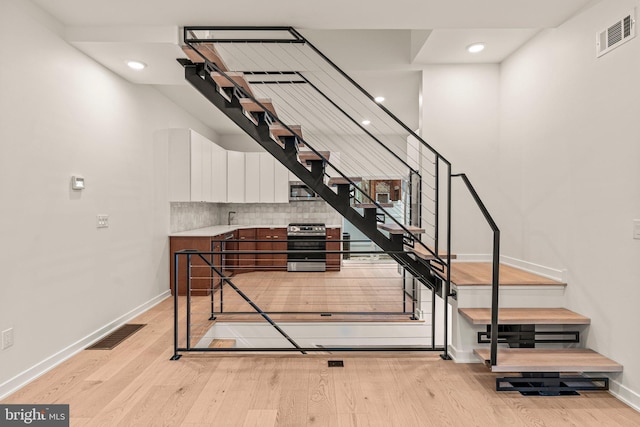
xmin=287 ymin=223 xmax=327 ymax=272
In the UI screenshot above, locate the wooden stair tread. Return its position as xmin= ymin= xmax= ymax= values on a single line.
xmin=210 ymin=72 xmax=254 ymax=97
xmin=473 ymin=348 xmax=623 ymax=373
xmin=354 ymin=203 xmax=394 ymax=208
xmin=298 ymin=150 xmax=330 ymax=163
xmin=209 ymin=339 xmax=236 ymax=349
xmin=459 ymin=308 xmax=590 ymax=325
xmin=182 ymin=44 xmax=228 ymax=70
xmin=450 ymin=262 xmax=566 ymax=287
xmin=328 ymin=177 xmax=362 ymax=185
xmin=377 ymin=223 xmax=425 ymax=234
xmin=406 ymin=244 xmax=456 ymax=261
xmin=239 ymin=98 xmax=277 ymax=116
xmin=269 ymin=124 xmax=302 ymax=139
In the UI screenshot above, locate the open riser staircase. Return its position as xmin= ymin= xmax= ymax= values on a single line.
xmin=172 ymin=26 xmax=623 ymax=395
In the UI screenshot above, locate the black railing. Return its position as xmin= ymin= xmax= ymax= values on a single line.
xmin=171 ymin=247 xmax=444 ymax=358
xmin=452 ymin=173 xmax=500 ymax=366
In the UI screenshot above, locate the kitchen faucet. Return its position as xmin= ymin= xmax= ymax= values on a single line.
xmin=228 ymin=211 xmax=236 ymax=225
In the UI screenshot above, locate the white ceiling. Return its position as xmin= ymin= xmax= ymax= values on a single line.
xmin=33 ymin=0 xmax=598 ymax=137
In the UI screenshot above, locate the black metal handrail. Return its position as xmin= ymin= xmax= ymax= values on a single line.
xmin=452 ymin=173 xmax=500 ymax=366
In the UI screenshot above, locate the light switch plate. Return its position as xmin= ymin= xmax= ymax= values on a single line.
xmin=97 ymin=214 xmax=109 ymax=228
xmin=634 ymin=219 xmax=640 ymax=240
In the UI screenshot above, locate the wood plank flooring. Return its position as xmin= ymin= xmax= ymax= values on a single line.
xmin=2 ymin=279 xmax=639 ymax=425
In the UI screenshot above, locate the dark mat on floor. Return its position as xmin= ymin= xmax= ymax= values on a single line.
xmin=86 ymin=324 xmax=146 ymax=350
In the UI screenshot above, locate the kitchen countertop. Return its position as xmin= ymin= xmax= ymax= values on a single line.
xmin=170 ymin=224 xmax=342 ymax=237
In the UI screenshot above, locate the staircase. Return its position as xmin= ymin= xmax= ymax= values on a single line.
xmin=451 ymin=262 xmax=623 ymax=395
xmin=175 ymin=26 xmax=622 ymax=393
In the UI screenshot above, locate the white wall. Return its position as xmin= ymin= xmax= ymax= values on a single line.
xmin=421 ymin=64 xmax=500 ymax=255
xmin=0 ymin=0 xmax=216 ymax=394
xmin=499 ymin=0 xmax=640 ymax=405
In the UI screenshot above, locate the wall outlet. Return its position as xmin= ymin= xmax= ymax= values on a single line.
xmin=97 ymin=214 xmax=109 ymax=228
xmin=634 ymin=219 xmax=640 ymax=240
xmin=2 ymin=328 xmax=14 ymax=350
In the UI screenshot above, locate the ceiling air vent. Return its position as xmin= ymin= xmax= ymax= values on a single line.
xmin=597 ymin=10 xmax=636 ymax=57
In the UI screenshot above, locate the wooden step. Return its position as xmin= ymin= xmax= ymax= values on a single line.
xmin=406 ymin=244 xmax=456 ymax=261
xmin=208 ymin=339 xmax=236 ymax=349
xmin=355 ymin=202 xmax=392 ymax=211
xmin=182 ymin=44 xmax=228 ymax=71
xmin=377 ymin=223 xmax=425 ymax=234
xmin=210 ymin=71 xmax=254 ymax=97
xmin=238 ymin=98 xmax=278 ymax=117
xmin=269 ymin=124 xmax=303 ymax=144
xmin=328 ymin=177 xmax=362 ymax=185
xmin=459 ymin=307 xmax=590 ymax=325
xmin=450 ymin=262 xmax=566 ymax=287
xmin=473 ymin=348 xmax=623 ymax=373
xmin=298 ymin=150 xmax=330 ymax=163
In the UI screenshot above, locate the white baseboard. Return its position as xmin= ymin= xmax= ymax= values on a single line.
xmin=608 ymin=378 xmax=640 ymax=413
xmin=0 ymin=291 xmax=170 ymax=400
xmin=448 ymin=344 xmax=482 ymax=364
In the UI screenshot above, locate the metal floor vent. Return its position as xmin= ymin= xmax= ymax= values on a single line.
xmin=597 ymin=9 xmax=636 ymax=57
xmin=86 ymin=324 xmax=145 ymax=350
xmin=328 ymin=360 xmax=344 ymax=367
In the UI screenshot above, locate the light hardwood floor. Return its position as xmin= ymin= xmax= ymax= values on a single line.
xmin=3 ymin=300 xmax=640 ymax=425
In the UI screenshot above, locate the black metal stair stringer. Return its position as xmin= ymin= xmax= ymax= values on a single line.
xmin=181 ymin=61 xmax=439 ymax=293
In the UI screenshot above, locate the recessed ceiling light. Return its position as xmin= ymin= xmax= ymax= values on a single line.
xmin=361 ymin=120 xmax=371 ymax=126
xmin=126 ymin=60 xmax=147 ymax=70
xmin=374 ymin=96 xmax=385 ymax=103
xmin=466 ymin=43 xmax=485 ymax=54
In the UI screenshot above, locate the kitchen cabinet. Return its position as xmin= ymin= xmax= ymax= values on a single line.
xmin=168 ymin=129 xmax=227 ymax=203
xmin=226 ymin=151 xmax=245 ymax=203
xmin=274 ymin=160 xmax=290 ymax=203
xmin=256 ymin=227 xmax=287 ymax=270
xmin=326 ymin=228 xmax=341 ymax=271
xmin=245 ymin=153 xmax=260 ymax=203
xmin=259 ymin=152 xmax=275 ymax=202
xmin=236 ymin=228 xmax=256 ymax=273
xmin=169 ymin=236 xmax=214 ymax=296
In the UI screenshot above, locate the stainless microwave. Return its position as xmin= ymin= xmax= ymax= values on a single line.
xmin=289 ymin=181 xmax=321 ymax=201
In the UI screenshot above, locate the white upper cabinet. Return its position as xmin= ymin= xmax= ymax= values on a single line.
xmin=167 ymin=128 xmax=291 ymax=204
xmin=244 ymin=152 xmax=260 ymax=203
xmin=226 ymin=151 xmax=245 ymax=203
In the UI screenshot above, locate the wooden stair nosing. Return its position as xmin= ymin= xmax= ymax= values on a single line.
xmin=181 ymin=44 xmax=228 ymax=71
xmin=328 ymin=177 xmax=363 ymax=185
xmin=473 ymin=348 xmax=623 ymax=373
xmin=458 ymin=307 xmax=591 ymax=325
xmin=407 ymin=244 xmax=456 ymax=261
xmin=210 ymin=72 xmax=255 ymax=97
xmin=377 ymin=223 xmax=425 ymax=234
xmin=238 ymin=98 xmax=278 ymax=117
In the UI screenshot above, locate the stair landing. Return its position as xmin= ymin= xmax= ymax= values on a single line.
xmin=473 ymin=348 xmax=623 ymax=373
xmin=459 ymin=307 xmax=590 ymax=325
xmin=451 ymin=262 xmax=565 ymax=287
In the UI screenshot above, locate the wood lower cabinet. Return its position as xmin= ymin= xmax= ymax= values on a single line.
xmin=326 ymin=227 xmax=341 ymax=271
xmin=237 ymin=228 xmax=256 ymax=273
xmin=170 ymin=236 xmax=214 ymax=296
xmin=256 ymin=227 xmax=287 ymax=270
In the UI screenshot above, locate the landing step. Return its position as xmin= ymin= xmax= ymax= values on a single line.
xmin=473 ymin=348 xmax=623 ymax=373
xmin=451 ymin=262 xmax=566 ymax=287
xmin=209 ymin=339 xmax=236 ymax=349
xmin=459 ymin=308 xmax=590 ymax=325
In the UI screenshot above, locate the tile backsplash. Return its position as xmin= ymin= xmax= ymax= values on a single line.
xmin=170 ymin=201 xmax=342 ymax=232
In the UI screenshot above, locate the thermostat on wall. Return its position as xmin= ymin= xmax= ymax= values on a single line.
xmin=71 ymin=176 xmax=85 ymax=190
